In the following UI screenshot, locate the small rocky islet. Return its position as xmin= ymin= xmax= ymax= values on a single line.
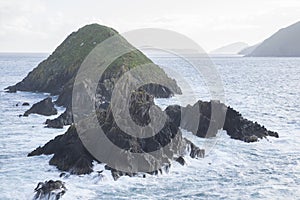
xmin=33 ymin=180 xmax=66 ymax=200
xmin=6 ymin=24 xmax=279 ymax=195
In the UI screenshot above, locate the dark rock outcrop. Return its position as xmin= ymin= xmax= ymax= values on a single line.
xmin=28 ymin=125 xmax=95 ymax=175
xmin=167 ymin=100 xmax=278 ymax=142
xmin=22 ymin=102 xmax=30 ymax=106
xmin=28 ymin=90 xmax=278 ymax=179
xmin=223 ymin=106 xmax=279 ymax=141
xmin=189 ymin=142 xmax=205 ymax=158
xmin=24 ymin=97 xmax=57 ymax=116
xmin=152 ymin=100 xmax=268 ymax=141
xmin=175 ymin=156 xmax=186 ymax=166
xmin=45 ymin=107 xmax=73 ymax=128
xmin=28 ymin=90 xmax=203 ymax=177
xmin=33 ymin=180 xmax=66 ymax=200
xmin=28 ymin=89 xmax=279 ymax=179
xmin=15 ymin=102 xmax=30 ymax=106
xmin=180 ymin=100 xmax=227 ymax=138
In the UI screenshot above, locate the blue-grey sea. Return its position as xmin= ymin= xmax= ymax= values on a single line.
xmin=0 ymin=53 xmax=299 ymax=199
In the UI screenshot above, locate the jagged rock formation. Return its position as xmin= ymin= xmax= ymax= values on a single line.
xmin=45 ymin=107 xmax=73 ymax=128
xmin=33 ymin=180 xmax=66 ymax=200
xmin=28 ymin=90 xmax=204 ymax=177
xmin=223 ymin=106 xmax=278 ymax=141
xmin=22 ymin=102 xmax=30 ymax=106
xmin=247 ymin=21 xmax=300 ymax=57
xmin=168 ymin=100 xmax=278 ymax=142
xmin=28 ymin=90 xmax=278 ymax=178
xmin=175 ymin=156 xmax=186 ymax=166
xmin=24 ymin=97 xmax=57 ymax=116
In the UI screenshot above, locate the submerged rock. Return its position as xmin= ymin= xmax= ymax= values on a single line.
xmin=15 ymin=102 xmax=30 ymax=106
xmin=22 ymin=102 xmax=30 ymax=106
xmin=33 ymin=180 xmax=66 ymax=200
xmin=24 ymin=97 xmax=57 ymax=116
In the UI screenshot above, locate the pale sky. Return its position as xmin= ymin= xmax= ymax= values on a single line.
xmin=1 ymin=0 xmax=300 ymax=53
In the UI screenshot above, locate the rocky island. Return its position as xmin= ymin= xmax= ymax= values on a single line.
xmin=6 ymin=24 xmax=279 ymax=180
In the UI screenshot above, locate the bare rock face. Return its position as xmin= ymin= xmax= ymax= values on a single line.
xmin=45 ymin=107 xmax=73 ymax=128
xmin=166 ymin=101 xmax=278 ymax=142
xmin=33 ymin=180 xmax=66 ymax=200
xmin=223 ymin=106 xmax=279 ymax=141
xmin=23 ymin=97 xmax=57 ymax=116
xmin=28 ymin=90 xmax=204 ymax=177
xmin=28 ymin=125 xmax=94 ymax=175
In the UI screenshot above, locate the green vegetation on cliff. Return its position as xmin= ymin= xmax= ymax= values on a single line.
xmin=9 ymin=24 xmax=117 ymax=94
xmin=7 ymin=24 xmax=181 ymax=107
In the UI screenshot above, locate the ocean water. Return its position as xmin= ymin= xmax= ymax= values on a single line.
xmin=0 ymin=53 xmax=299 ymax=199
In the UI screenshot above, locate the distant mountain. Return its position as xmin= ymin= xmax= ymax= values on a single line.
xmin=210 ymin=42 xmax=249 ymax=55
xmin=247 ymin=21 xmax=300 ymax=57
xmin=238 ymin=43 xmax=260 ymax=55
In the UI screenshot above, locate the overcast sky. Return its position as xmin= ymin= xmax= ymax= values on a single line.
xmin=1 ymin=0 xmax=300 ymax=53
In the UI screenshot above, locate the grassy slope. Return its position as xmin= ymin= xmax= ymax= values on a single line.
xmin=8 ymin=24 xmax=180 ymax=106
